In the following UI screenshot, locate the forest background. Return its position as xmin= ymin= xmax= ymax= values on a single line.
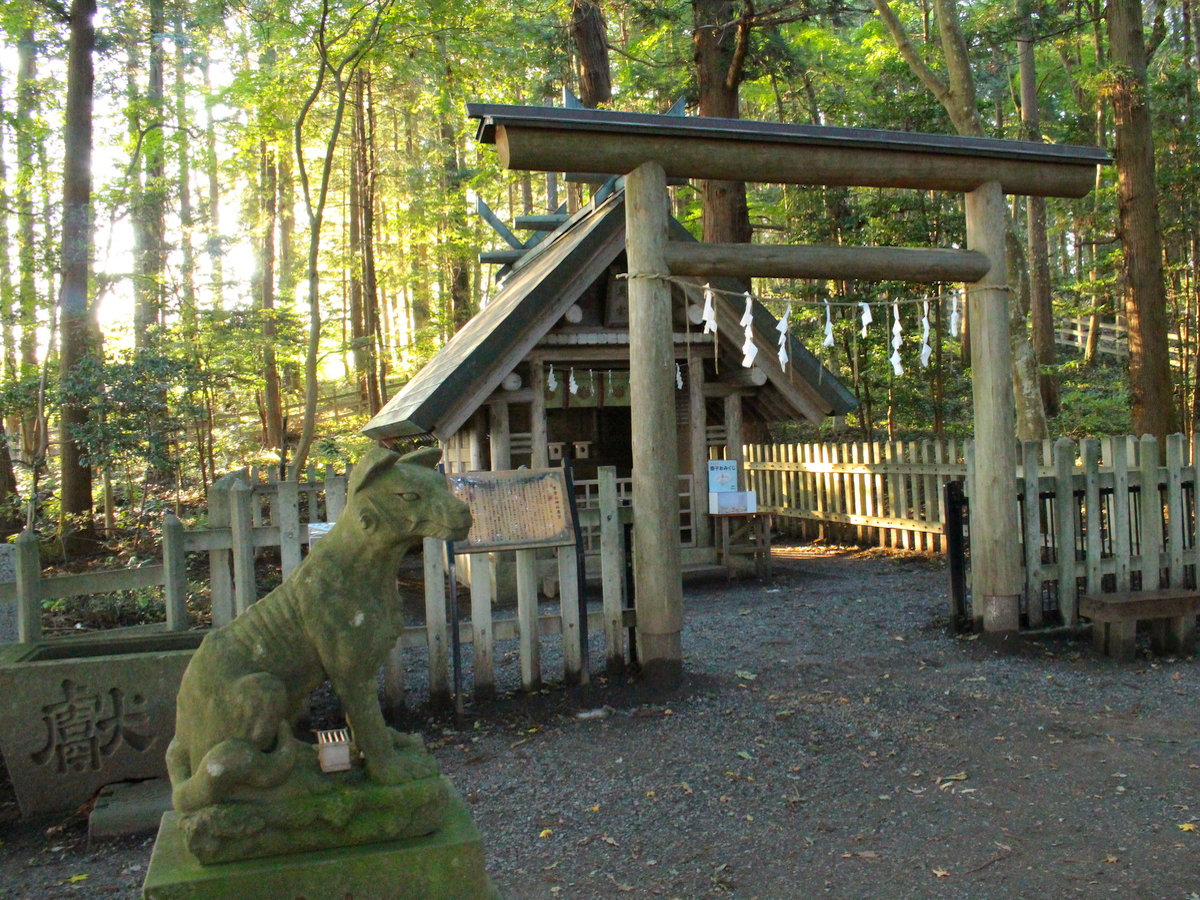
xmin=0 ymin=0 xmax=1190 ymax=553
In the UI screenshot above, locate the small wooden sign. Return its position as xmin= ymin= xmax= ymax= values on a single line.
xmin=447 ymin=468 xmax=575 ymax=552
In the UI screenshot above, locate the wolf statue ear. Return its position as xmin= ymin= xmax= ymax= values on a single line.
xmin=399 ymin=446 xmax=443 ymax=469
xmin=348 ymin=446 xmax=401 ymax=496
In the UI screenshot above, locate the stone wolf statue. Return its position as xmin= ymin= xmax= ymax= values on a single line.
xmin=166 ymin=446 xmax=472 ymax=814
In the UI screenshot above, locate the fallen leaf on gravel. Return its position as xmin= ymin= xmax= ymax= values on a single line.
xmin=602 ymin=835 xmax=619 ymax=846
xmin=938 ymin=772 xmax=968 ymax=788
xmin=679 ymin=782 xmax=693 ymax=794
xmin=735 ymin=670 xmax=757 ymax=681
xmin=67 ymin=875 xmax=89 ymax=884
xmin=1104 ymin=854 xmax=1118 ymax=863
xmin=932 ymin=867 xmax=950 ymax=877
xmin=1179 ymin=823 xmax=1196 ymax=832
xmin=539 ymin=828 xmax=554 ymax=838
xmin=737 ymin=750 xmax=753 ymax=760
xmin=589 ymin=804 xmax=601 ymax=812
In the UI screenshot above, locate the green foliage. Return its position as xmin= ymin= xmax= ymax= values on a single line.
xmin=58 ymin=346 xmax=202 ymax=474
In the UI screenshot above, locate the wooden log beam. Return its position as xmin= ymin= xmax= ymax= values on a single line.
xmin=492 ymin=124 xmax=1100 ymax=198
xmin=664 ymin=242 xmax=991 ymax=284
xmin=718 ymin=366 xmax=768 ymax=388
xmin=515 ymin=214 xmax=569 ymax=231
xmin=480 ymin=249 xmax=525 ymax=265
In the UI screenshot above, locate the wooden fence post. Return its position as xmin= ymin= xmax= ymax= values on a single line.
xmin=1082 ymin=438 xmax=1103 ymax=596
xmin=598 ymin=466 xmax=625 ymax=675
xmin=1109 ymin=437 xmax=1132 ymax=592
xmin=1053 ymin=437 xmax=1079 ymax=625
xmin=516 ymin=548 xmax=541 ymax=691
xmin=423 ymin=537 xmax=451 ymax=707
xmin=558 ymin=545 xmax=584 ymax=685
xmin=208 ymin=471 xmax=238 ymax=627
xmin=1166 ymin=434 xmax=1186 ymax=589
xmin=15 ymin=530 xmax=40 ymax=643
xmin=230 ymin=479 xmax=257 ymax=615
xmin=277 ymin=480 xmax=302 ymax=579
xmin=163 ymin=514 xmax=189 ymax=631
xmin=325 ymin=470 xmax=348 ymax=523
xmin=470 ymin=554 xmax=495 ymax=700
xmin=1021 ymin=441 xmax=1043 ymax=627
xmin=1138 ymin=435 xmax=1161 ymax=591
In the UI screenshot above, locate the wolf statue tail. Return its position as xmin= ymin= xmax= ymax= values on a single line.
xmin=166 ymin=718 xmax=298 ymax=812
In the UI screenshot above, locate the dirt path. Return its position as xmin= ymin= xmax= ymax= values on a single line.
xmin=3 ymin=544 xmax=1200 ymax=898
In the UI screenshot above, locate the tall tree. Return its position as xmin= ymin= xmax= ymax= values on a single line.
xmin=290 ymin=0 xmax=393 ymax=478
xmin=1107 ymin=0 xmax=1176 ymax=441
xmin=693 ymin=0 xmax=753 ymax=252
xmin=1017 ymin=5 xmax=1059 ymax=416
xmin=571 ymin=0 xmax=612 ymax=108
xmin=57 ymin=0 xmax=100 ymax=548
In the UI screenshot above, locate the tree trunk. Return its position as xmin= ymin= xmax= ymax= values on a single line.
xmin=693 ymin=0 xmax=752 ymax=288
xmin=58 ymin=0 xmax=99 ymax=547
xmin=259 ymin=140 xmax=284 ymax=451
xmin=571 ymin=1 xmax=612 ymax=108
xmin=174 ymin=7 xmax=196 ymax=330
xmin=1018 ymin=17 xmax=1059 ymax=416
xmin=1107 ymin=0 xmax=1177 ymax=442
xmin=202 ymin=53 xmax=224 ymax=307
xmin=15 ymin=25 xmax=40 ymax=464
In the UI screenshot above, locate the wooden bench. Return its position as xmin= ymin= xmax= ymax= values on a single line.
xmin=1080 ymin=589 xmax=1200 ymax=661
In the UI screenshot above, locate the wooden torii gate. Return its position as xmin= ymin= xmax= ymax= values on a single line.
xmin=468 ymin=104 xmax=1110 ymax=685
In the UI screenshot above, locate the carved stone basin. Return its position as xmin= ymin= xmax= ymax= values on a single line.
xmin=0 ymin=630 xmax=201 ymax=817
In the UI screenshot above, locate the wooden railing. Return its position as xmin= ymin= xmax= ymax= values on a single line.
xmin=1 ymin=462 xmax=635 ymax=704
xmin=744 ymin=440 xmax=967 ymax=552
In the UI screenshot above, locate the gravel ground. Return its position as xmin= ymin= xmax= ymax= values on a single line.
xmin=3 ymin=542 xmax=1200 ymax=899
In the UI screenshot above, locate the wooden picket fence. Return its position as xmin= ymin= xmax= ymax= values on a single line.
xmin=1001 ymin=433 xmax=1200 ymax=627
xmin=3 ymin=461 xmax=634 ymax=707
xmin=743 ymin=440 xmax=968 ymax=552
xmin=745 ymin=433 xmax=1200 ymax=629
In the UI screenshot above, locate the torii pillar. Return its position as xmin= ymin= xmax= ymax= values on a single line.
xmin=964 ymin=181 xmax=1022 ymax=632
xmin=625 ymin=161 xmax=684 ymax=684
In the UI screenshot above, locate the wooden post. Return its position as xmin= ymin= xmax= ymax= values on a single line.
xmin=277 ymin=480 xmax=301 ymax=580
xmin=625 ymin=160 xmax=683 ymax=684
xmin=163 ymin=514 xmax=189 ymax=631
xmin=15 ymin=530 xmax=40 ymax=643
xmin=689 ymin=355 xmax=711 ymax=547
xmin=1139 ymin=435 xmax=1162 ymax=590
xmin=325 ymin=470 xmax=348 ymax=522
xmin=1021 ymin=441 xmax=1043 ymax=627
xmin=515 ymin=547 xmax=541 ymax=691
xmin=423 ymin=537 xmax=451 ymax=707
xmin=489 ymin=400 xmax=511 ymax=470
xmin=1053 ymin=437 xmax=1079 ymax=625
xmin=1082 ymin=438 xmax=1104 ymax=596
xmin=964 ymin=181 xmax=1021 ymax=632
xmin=598 ymin=466 xmax=626 ymax=675
xmin=208 ymin=472 xmax=237 ymax=627
xmin=470 ymin=553 xmax=495 ymax=700
xmin=725 ymin=394 xmax=744 ymax=489
xmin=557 ymin=545 xmax=584 ymax=684
xmin=468 ymin=413 xmax=486 ymax=472
xmin=530 ymin=364 xmax=549 ymax=468
xmin=230 ymin=479 xmax=257 ymax=616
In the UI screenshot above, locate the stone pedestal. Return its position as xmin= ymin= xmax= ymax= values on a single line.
xmin=143 ymin=782 xmax=498 ymax=900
